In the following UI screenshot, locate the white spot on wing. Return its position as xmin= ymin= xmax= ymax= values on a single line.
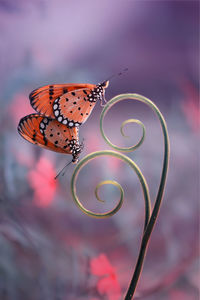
xmin=54 ymin=110 xmax=59 ymax=117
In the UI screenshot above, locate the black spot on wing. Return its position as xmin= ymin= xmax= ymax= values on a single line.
xmin=32 ymin=133 xmax=36 ymax=141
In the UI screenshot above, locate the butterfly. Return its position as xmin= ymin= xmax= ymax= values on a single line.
xmin=29 ymin=80 xmax=109 ymax=128
xmin=17 ymin=114 xmax=83 ymax=163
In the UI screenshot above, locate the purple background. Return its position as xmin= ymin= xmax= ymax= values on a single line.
xmin=0 ymin=1 xmax=199 ymax=299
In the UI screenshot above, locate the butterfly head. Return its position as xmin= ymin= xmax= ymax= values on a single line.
xmin=95 ymin=81 xmax=109 ymax=106
xmin=99 ymin=80 xmax=109 ymax=89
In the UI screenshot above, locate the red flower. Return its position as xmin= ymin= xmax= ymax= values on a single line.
xmin=90 ymin=254 xmax=121 ymax=300
xmin=181 ymin=80 xmax=200 ymax=132
xmin=9 ymin=92 xmax=34 ymax=125
xmin=27 ymin=156 xmax=57 ymax=206
xmin=169 ymin=288 xmax=192 ymax=300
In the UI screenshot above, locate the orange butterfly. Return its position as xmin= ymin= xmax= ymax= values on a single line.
xmin=18 ymin=114 xmax=83 ymax=163
xmin=29 ymin=81 xmax=109 ymax=128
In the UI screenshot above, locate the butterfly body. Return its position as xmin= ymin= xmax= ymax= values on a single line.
xmin=18 ymin=114 xmax=82 ymax=162
xmin=29 ymin=80 xmax=109 ymax=128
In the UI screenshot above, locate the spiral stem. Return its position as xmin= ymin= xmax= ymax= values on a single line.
xmin=71 ymin=150 xmax=151 ymax=228
xmin=100 ymin=94 xmax=169 ymax=299
xmin=70 ymin=93 xmax=170 ymax=299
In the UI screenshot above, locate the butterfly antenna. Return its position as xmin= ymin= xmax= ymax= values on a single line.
xmin=104 ymin=67 xmax=128 ymax=82
xmin=54 ymin=161 xmax=72 ymax=180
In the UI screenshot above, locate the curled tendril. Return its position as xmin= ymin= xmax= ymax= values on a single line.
xmin=94 ymin=180 xmax=123 ymax=203
xmin=101 ymin=114 xmax=145 ymax=152
xmin=70 ymin=93 xmax=170 ymax=299
xmin=120 ymin=119 xmax=145 ymax=141
xmin=71 ymin=150 xmax=151 ymax=228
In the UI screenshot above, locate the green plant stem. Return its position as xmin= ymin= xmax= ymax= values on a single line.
xmin=70 ymin=93 xmax=170 ymax=300
xmin=100 ymin=94 xmax=169 ymax=299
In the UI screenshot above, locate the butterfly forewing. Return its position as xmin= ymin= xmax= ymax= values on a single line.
xmin=18 ymin=114 xmax=79 ymax=154
xmin=29 ymin=83 xmax=95 ymax=118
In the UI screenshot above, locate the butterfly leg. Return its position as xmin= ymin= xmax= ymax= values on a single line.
xmin=100 ymin=97 xmax=107 ymax=107
xmin=80 ymin=138 xmax=85 ymax=150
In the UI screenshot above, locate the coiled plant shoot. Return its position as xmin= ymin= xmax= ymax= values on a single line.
xmin=70 ymin=93 xmax=170 ymax=299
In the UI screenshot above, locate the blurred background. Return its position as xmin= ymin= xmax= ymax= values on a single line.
xmin=0 ymin=1 xmax=199 ymax=299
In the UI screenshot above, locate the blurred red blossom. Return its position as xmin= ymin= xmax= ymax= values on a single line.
xmin=27 ymin=156 xmax=57 ymax=206
xmin=9 ymin=92 xmax=34 ymax=125
xmin=169 ymin=288 xmax=194 ymax=300
xmin=90 ymin=254 xmax=121 ymax=300
xmin=181 ymin=80 xmax=200 ymax=132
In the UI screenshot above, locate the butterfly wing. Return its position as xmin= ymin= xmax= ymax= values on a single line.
xmin=53 ymin=88 xmax=99 ymax=127
xmin=18 ymin=114 xmax=79 ymax=154
xmin=29 ymin=83 xmax=95 ymax=117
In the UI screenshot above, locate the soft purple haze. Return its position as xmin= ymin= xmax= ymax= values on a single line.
xmin=0 ymin=1 xmax=199 ymax=299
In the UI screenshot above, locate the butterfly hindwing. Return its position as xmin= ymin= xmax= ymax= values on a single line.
xmin=53 ymin=88 xmax=97 ymax=127
xmin=18 ymin=114 xmax=79 ymax=154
